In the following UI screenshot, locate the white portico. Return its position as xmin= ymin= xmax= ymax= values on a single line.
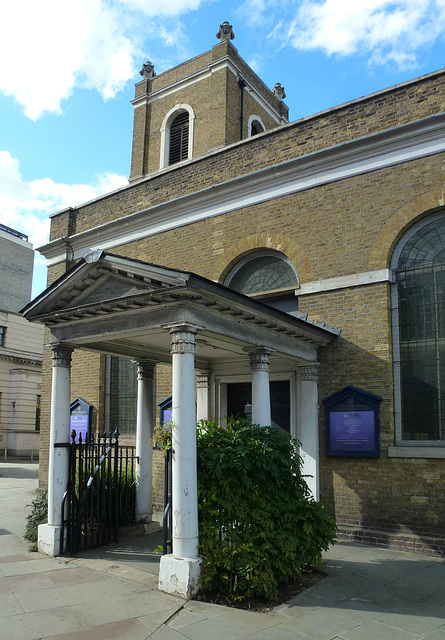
xmin=22 ymin=250 xmax=338 ymax=598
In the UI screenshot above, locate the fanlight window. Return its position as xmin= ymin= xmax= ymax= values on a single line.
xmin=226 ymin=252 xmax=298 ymax=295
xmin=393 ymin=215 xmax=445 ymax=442
xmin=169 ymin=112 xmax=189 ymax=165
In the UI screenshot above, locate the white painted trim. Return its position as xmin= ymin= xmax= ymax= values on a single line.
xmin=247 ymin=115 xmax=266 ymax=137
xmin=159 ymin=104 xmax=195 ymax=169
xmin=132 ymin=57 xmax=287 ymax=126
xmin=297 ymin=270 xmax=392 ymax=295
xmin=388 ymin=446 xmax=445 ymax=458
xmin=39 ymin=114 xmax=445 ymax=267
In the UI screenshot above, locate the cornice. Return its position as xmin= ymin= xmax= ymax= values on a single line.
xmin=0 ymin=353 xmax=42 ymax=367
xmin=39 ymin=113 xmax=445 ymax=268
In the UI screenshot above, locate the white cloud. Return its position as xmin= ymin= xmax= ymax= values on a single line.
xmin=0 ymin=0 xmax=207 ymax=120
xmin=0 ymin=151 xmax=128 ymax=249
xmin=260 ymin=0 xmax=445 ymax=69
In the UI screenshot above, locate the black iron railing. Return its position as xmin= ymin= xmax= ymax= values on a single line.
xmin=163 ymin=448 xmax=172 ymax=554
xmin=60 ymin=429 xmax=136 ymax=555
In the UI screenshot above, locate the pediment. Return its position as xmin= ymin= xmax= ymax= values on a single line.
xmin=63 ymin=272 xmax=153 ymax=308
xmin=22 ymin=251 xmax=190 ymax=320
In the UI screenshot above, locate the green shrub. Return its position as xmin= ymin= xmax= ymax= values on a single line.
xmin=197 ymin=419 xmax=336 ymax=601
xmin=25 ymin=490 xmax=48 ymax=543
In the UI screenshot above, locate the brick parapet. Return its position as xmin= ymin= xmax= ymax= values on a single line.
xmin=51 ymin=69 xmax=445 ymax=241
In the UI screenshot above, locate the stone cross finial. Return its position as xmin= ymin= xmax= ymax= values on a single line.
xmin=140 ymin=61 xmax=156 ymax=79
xmin=216 ymin=21 xmax=235 ymax=41
xmin=273 ymin=83 xmax=286 ymax=100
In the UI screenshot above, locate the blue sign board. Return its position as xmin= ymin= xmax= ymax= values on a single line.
xmin=70 ymin=397 xmax=92 ymax=442
xmin=158 ymin=395 xmax=172 ymax=426
xmin=324 ymin=386 xmax=381 ymax=457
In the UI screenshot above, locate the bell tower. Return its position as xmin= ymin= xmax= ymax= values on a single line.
xmin=129 ymin=22 xmax=289 ymax=182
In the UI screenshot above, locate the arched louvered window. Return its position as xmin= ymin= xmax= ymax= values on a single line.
xmin=169 ymin=112 xmax=189 ymax=165
xmin=248 ymin=115 xmax=266 ymax=138
xmin=392 ymin=214 xmax=445 ymax=442
xmin=225 ymin=251 xmax=298 ymax=295
xmin=251 ymin=120 xmax=264 ymax=136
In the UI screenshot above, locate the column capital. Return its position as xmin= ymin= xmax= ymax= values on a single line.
xmin=248 ymin=348 xmax=271 ymax=371
xmin=134 ymin=360 xmax=156 ymax=380
xmin=196 ymin=372 xmax=210 ymax=388
xmin=50 ymin=345 xmax=73 ymax=367
xmin=169 ymin=324 xmax=198 ymax=354
xmin=299 ymin=363 xmax=320 ymax=382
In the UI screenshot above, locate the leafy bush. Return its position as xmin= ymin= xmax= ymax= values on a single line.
xmin=25 ymin=490 xmax=48 ymax=543
xmin=197 ymin=419 xmax=336 ymax=601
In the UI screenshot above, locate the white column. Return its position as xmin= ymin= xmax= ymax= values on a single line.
xmin=135 ymin=360 xmax=155 ymax=523
xmin=297 ymin=363 xmax=320 ymax=500
xmin=38 ymin=345 xmax=73 ymax=556
xmin=249 ymin=349 xmax=271 ymax=427
xmin=159 ymin=324 xmax=200 ymax=599
xmin=196 ymin=372 xmax=210 ymax=423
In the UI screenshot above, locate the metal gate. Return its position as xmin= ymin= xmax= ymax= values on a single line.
xmin=60 ymin=429 xmax=136 ymax=555
xmin=162 ymin=448 xmax=172 ymax=555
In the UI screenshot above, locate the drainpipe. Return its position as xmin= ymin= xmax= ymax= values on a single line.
xmin=239 ymin=78 xmax=246 ymax=140
xmin=62 ymin=236 xmax=74 ymax=272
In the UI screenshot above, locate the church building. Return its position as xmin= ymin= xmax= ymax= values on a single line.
xmin=23 ymin=22 xmax=445 ymax=597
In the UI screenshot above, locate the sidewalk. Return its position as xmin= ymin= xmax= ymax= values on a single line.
xmin=1 ymin=462 xmax=444 ymax=640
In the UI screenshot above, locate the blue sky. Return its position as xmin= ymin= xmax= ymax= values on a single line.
xmin=2 ymin=0 xmax=445 ymax=298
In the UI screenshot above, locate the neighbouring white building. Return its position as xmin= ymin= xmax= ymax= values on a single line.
xmin=0 ymin=224 xmax=44 ymax=459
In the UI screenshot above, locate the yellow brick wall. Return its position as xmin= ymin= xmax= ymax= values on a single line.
xmin=40 ymin=63 xmax=445 ymax=549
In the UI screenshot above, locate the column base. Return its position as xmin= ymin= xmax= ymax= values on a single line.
xmin=158 ymin=554 xmax=201 ymax=599
xmin=38 ymin=523 xmax=62 ymax=556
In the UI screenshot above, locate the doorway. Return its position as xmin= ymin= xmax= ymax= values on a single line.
xmin=226 ymin=380 xmax=291 ymax=432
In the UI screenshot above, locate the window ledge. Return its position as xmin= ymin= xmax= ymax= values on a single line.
xmin=388 ymin=446 xmax=445 ymax=459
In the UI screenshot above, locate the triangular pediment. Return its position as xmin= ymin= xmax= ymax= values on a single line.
xmin=22 ymin=251 xmax=190 ymax=320
xmin=61 ymin=272 xmax=155 ymax=309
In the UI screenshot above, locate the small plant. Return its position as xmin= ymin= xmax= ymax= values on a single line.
xmin=25 ymin=490 xmax=48 ymax=548
xmin=154 ymin=420 xmax=174 ymax=452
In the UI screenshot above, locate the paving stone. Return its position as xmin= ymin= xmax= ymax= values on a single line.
xmin=1 ymin=604 xmax=92 ymax=640
xmin=44 ymin=617 xmax=152 ymax=640
xmin=169 ymin=611 xmax=254 ymax=639
xmin=138 ymin=603 xmax=185 ymax=633
xmin=0 ymin=593 xmax=23 ymax=618
xmin=420 ymin=626 xmax=445 ymax=639
xmin=78 ymin=586 xmax=182 ymax=627
xmin=340 ymin=619 xmax=419 ymax=639
xmin=282 ymin=608 xmax=359 ymax=639
xmin=1 ymin=557 xmax=71 ymax=577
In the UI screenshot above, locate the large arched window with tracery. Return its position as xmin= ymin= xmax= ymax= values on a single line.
xmin=225 ymin=251 xmax=298 ymax=295
xmin=391 ymin=213 xmax=445 ymax=443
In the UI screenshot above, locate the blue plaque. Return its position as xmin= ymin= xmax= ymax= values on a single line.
xmin=324 ymin=386 xmax=381 ymax=457
xmin=70 ymin=398 xmax=92 ymax=442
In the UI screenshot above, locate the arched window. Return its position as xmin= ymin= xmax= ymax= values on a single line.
xmin=391 ymin=213 xmax=445 ymax=443
xmin=247 ymin=115 xmax=266 ymax=138
xmin=225 ymin=251 xmax=298 ymax=295
xmin=160 ymin=104 xmax=195 ymax=169
xmin=169 ymin=112 xmax=189 ymax=165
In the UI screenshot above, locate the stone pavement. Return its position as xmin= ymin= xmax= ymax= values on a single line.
xmin=1 ymin=462 xmax=445 ymax=640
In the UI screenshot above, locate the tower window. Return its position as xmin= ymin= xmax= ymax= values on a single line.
xmin=169 ymin=112 xmax=189 ymax=165
xmin=251 ymin=120 xmax=264 ymax=136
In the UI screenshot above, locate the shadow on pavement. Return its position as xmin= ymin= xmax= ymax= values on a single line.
xmin=0 ymin=462 xmax=39 ymax=480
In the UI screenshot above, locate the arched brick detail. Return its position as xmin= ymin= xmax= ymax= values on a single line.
xmin=210 ymin=233 xmax=314 ymax=284
xmin=369 ymin=190 xmax=445 ymax=270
